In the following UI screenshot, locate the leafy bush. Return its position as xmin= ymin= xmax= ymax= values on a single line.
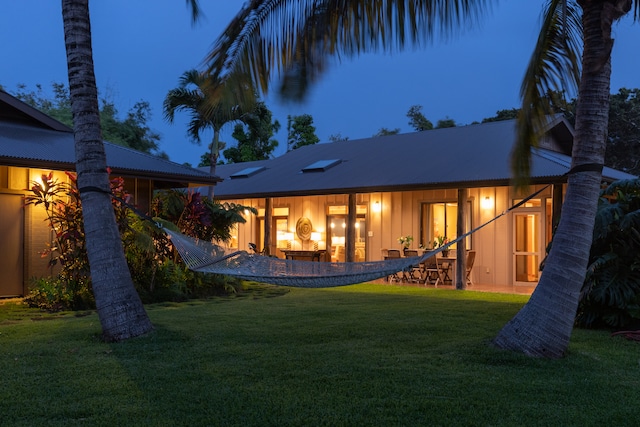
xmin=23 ymin=277 xmax=94 ymax=311
xmin=25 ymin=172 xmax=251 ymax=309
xmin=576 ymin=179 xmax=640 ymax=329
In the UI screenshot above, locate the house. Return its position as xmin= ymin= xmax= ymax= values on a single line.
xmin=210 ymin=116 xmax=635 ymax=291
xmin=0 ymin=90 xmax=220 ymax=297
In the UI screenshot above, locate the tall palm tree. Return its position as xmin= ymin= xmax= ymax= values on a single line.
xmin=61 ymin=0 xmax=153 ymax=341
xmin=203 ymin=0 xmax=639 ymax=357
xmin=164 ymin=69 xmax=256 ymax=187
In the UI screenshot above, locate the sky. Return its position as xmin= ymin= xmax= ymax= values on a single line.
xmin=1 ymin=1 xmax=639 ymax=166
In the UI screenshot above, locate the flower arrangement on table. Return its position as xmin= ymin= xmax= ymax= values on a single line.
xmin=397 ymin=235 xmax=414 ymax=249
xmin=433 ymin=235 xmax=449 ymax=248
xmin=433 ymin=235 xmax=450 ymax=256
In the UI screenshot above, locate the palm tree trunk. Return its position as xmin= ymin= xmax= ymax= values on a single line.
xmin=494 ymin=1 xmax=628 ymax=357
xmin=62 ymin=0 xmax=153 ymax=341
xmin=207 ymin=129 xmax=221 ymax=198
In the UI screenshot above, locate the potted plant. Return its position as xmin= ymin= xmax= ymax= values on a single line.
xmin=397 ymin=235 xmax=413 ymax=252
xmin=434 ymin=235 xmax=450 ymax=257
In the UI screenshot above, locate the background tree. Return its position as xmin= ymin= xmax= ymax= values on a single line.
xmin=435 ymin=118 xmax=456 ymax=128
xmin=164 ymin=69 xmax=254 ymax=179
xmin=575 ymin=179 xmax=640 ymax=329
xmin=204 ymin=0 xmax=640 ymax=357
xmin=286 ymin=113 xmax=320 ymax=151
xmin=328 ymin=133 xmax=349 ymax=142
xmin=11 ymin=83 xmax=163 ymax=156
xmin=406 ymin=104 xmax=433 ymax=131
xmin=481 ymin=108 xmax=520 ymax=123
xmin=373 ymin=127 xmax=400 ymax=137
xmin=223 ymin=101 xmax=280 ymax=163
xmin=604 ymin=88 xmax=640 ymax=175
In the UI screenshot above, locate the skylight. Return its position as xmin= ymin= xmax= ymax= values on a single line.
xmin=301 ymin=159 xmax=342 ymax=173
xmin=230 ymin=166 xmax=266 ymax=179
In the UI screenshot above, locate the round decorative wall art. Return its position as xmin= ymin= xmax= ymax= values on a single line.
xmin=296 ymin=217 xmax=313 ymax=241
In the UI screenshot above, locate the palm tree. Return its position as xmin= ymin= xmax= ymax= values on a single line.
xmin=164 ymin=69 xmax=255 ymax=187
xmin=61 ymin=0 xmax=153 ymax=341
xmin=203 ymin=0 xmax=638 ymax=357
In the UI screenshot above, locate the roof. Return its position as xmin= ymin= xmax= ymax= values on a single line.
xmin=0 ymin=90 xmax=219 ymax=186
xmin=212 ymin=118 xmax=636 ymax=199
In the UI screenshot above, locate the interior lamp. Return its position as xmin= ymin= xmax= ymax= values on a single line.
xmin=311 ymin=232 xmax=321 ymax=251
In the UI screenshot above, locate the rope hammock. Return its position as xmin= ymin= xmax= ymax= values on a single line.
xmin=162 ymin=182 xmax=560 ymax=288
xmin=164 ymin=227 xmax=448 ymax=287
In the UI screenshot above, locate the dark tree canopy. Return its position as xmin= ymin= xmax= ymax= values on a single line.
xmin=286 ymin=114 xmax=319 ymax=151
xmin=223 ymin=101 xmax=280 ymax=163
xmin=11 ymin=83 xmax=162 ymax=156
xmin=373 ymin=127 xmax=400 ymax=137
xmin=407 ymin=105 xmax=433 ymax=131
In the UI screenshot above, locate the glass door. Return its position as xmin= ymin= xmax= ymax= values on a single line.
xmin=513 ymin=211 xmax=542 ymax=284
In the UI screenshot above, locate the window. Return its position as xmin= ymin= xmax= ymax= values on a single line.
xmin=420 ymin=202 xmax=472 ymax=249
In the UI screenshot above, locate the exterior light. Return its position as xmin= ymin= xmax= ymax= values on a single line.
xmin=481 ymin=196 xmax=494 ymax=210
xmin=372 ymin=201 xmax=381 ymax=213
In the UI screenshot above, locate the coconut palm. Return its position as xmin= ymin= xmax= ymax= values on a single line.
xmin=203 ymin=0 xmax=639 ymax=357
xmin=164 ymin=69 xmax=256 ymax=187
xmin=60 ymin=0 xmax=202 ymax=340
xmin=61 ymin=0 xmax=153 ymax=341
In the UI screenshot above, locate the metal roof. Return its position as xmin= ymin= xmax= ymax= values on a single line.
xmin=212 ymin=118 xmax=636 ymax=199
xmin=0 ymin=90 xmax=219 ymax=186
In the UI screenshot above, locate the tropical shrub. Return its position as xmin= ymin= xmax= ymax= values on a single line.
xmin=25 ymin=173 xmax=253 ymax=309
xmin=576 ymin=179 xmax=640 ymax=329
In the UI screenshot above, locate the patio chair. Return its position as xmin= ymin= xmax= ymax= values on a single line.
xmin=465 ymin=250 xmax=476 ymax=286
xmin=385 ymin=249 xmax=403 ymax=282
xmin=423 ymin=255 xmax=443 ymax=287
xmin=403 ymin=249 xmax=422 ymax=283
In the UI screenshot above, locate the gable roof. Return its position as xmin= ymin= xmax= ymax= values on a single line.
xmin=212 ymin=118 xmax=635 ymax=199
xmin=0 ymin=90 xmax=219 ymax=187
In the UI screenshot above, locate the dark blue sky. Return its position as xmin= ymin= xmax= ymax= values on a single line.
xmin=2 ymin=1 xmax=638 ymax=166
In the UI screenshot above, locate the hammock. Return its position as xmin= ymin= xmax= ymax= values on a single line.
xmin=161 ymin=182 xmax=556 ymax=288
xmin=164 ymin=227 xmax=443 ymax=288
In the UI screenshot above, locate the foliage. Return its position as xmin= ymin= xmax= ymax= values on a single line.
xmin=164 ymin=69 xmax=254 ymax=168
xmin=23 ymin=276 xmax=94 ymax=311
xmin=223 ymin=101 xmax=280 ymax=163
xmin=24 ymin=172 xmax=89 ymax=284
xmin=434 ymin=235 xmax=449 ymax=248
xmin=328 ymin=133 xmax=349 ymax=142
xmin=397 ymin=235 xmax=413 ymax=248
xmin=10 ymin=83 xmax=162 ymax=155
xmin=373 ymin=127 xmax=400 ymax=137
xmin=576 ymin=179 xmax=640 ymax=329
xmin=406 ymin=105 xmax=433 ymax=131
xmin=286 ymin=113 xmax=319 ymax=151
xmin=151 ymin=189 xmax=255 ymax=242
xmin=481 ymin=108 xmax=520 ymax=123
xmin=435 ymin=118 xmax=456 ymax=128
xmin=25 ymin=173 xmax=252 ymax=309
xmin=605 ymin=88 xmax=640 ymax=175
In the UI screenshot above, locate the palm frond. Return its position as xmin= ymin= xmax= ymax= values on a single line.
xmin=512 ymin=0 xmax=582 ymax=187
xmin=205 ymin=0 xmax=493 ymax=100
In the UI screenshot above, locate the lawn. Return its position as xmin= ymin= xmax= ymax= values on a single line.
xmin=1 ymin=284 xmax=638 ymax=426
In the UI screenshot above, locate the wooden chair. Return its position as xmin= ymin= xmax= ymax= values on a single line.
xmin=403 ymin=249 xmax=422 ymax=283
xmin=423 ymin=255 xmax=443 ymax=287
xmin=465 ymin=250 xmax=476 ymax=286
xmin=385 ymin=249 xmax=402 ymax=282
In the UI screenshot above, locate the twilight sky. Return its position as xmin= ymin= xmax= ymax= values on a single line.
xmin=1 ymin=1 xmax=639 ymax=166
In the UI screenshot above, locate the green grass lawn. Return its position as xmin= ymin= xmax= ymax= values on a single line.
xmin=1 ymin=284 xmax=638 ymax=426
